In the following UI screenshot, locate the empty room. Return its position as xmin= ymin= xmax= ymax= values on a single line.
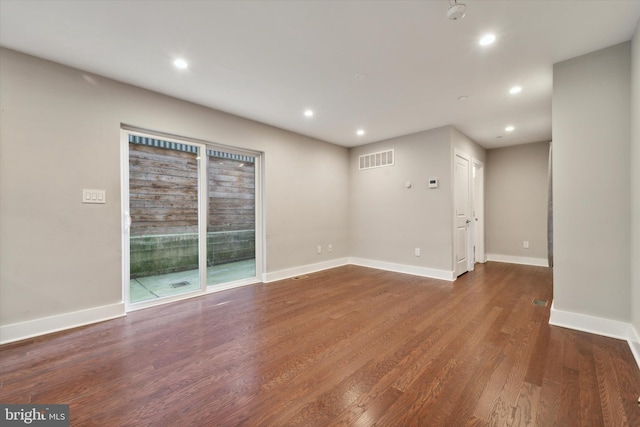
xmin=1 ymin=1 xmax=640 ymax=425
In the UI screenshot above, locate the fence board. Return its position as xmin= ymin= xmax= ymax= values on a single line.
xmin=129 ymin=143 xmax=256 ymax=236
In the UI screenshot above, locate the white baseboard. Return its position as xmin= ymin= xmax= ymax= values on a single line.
xmin=263 ymin=257 xmax=455 ymax=283
xmin=549 ymin=301 xmax=640 ymax=370
xmin=486 ymin=253 xmax=549 ymax=267
xmin=0 ymin=302 xmax=125 ymax=345
xmin=263 ymin=257 xmax=349 ymax=283
xmin=348 ymin=257 xmax=455 ymax=281
xmin=0 ymin=257 xmax=444 ymax=343
xmin=549 ymin=301 xmax=631 ymax=339
xmin=629 ymin=325 xmax=640 ymax=370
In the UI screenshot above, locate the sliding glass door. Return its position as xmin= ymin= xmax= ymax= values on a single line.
xmin=126 ymin=135 xmax=205 ymax=304
xmin=206 ymin=150 xmax=256 ymax=287
xmin=122 ymin=130 xmax=260 ymax=309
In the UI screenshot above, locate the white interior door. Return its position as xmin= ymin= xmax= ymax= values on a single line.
xmin=454 ymin=151 xmax=471 ymax=276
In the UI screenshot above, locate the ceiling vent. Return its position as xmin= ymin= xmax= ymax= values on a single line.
xmin=359 ymin=149 xmax=394 ymax=170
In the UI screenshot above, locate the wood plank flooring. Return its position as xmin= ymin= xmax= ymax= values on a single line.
xmin=2 ymin=262 xmax=639 ymax=426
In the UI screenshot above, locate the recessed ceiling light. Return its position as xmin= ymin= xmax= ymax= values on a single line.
xmin=509 ymin=86 xmax=522 ymax=94
xmin=479 ymin=34 xmax=496 ymax=46
xmin=356 ymin=129 xmax=365 ymax=136
xmin=304 ymin=109 xmax=314 ymax=117
xmin=505 ymin=126 xmax=515 ymax=132
xmin=173 ymin=58 xmax=188 ymax=69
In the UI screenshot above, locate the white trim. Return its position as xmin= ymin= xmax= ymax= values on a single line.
xmin=349 ymin=257 xmax=455 ymax=281
xmin=255 ymin=153 xmax=266 ymax=292
xmin=198 ymin=143 xmax=208 ymax=300
xmin=0 ymin=303 xmax=125 ymax=345
xmin=263 ymin=258 xmax=349 ymax=283
xmin=207 ymin=278 xmax=262 ymax=294
xmin=120 ymin=130 xmax=131 ymax=310
xmin=549 ymin=301 xmax=631 ymax=340
xmin=122 ymin=130 xmax=209 ymax=311
xmin=486 ymin=253 xmax=549 ymax=267
xmin=629 ymin=325 xmax=640 ymax=370
xmin=127 ymin=278 xmax=263 ymax=313
xmin=472 ymin=158 xmax=485 ymax=264
xmin=549 ymin=302 xmax=640 ymax=370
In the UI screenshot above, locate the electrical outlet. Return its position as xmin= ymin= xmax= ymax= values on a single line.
xmin=523 ymin=241 xmax=529 ymax=249
xmin=328 ymin=244 xmax=333 ymax=252
xmin=317 ymin=245 xmax=322 ymax=254
xmin=415 ymin=248 xmax=421 ymax=257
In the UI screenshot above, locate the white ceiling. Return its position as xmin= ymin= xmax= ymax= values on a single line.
xmin=1 ymin=1 xmax=639 ymax=149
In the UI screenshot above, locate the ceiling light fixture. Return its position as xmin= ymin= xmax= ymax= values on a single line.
xmin=479 ymin=34 xmax=496 ymax=46
xmin=505 ymin=126 xmax=515 ymax=132
xmin=304 ymin=109 xmax=314 ymax=117
xmin=447 ymin=0 xmax=466 ymax=21
xmin=458 ymin=95 xmax=468 ymax=101
xmin=509 ymin=86 xmax=522 ymax=94
xmin=173 ymin=58 xmax=188 ymax=69
xmin=356 ymin=129 xmax=365 ymax=136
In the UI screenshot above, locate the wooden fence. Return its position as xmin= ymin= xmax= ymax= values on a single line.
xmin=129 ymin=143 xmax=255 ymax=236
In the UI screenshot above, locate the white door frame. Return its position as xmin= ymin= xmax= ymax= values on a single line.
xmin=472 ymin=159 xmax=486 ymax=264
xmin=121 ymin=129 xmax=208 ymax=311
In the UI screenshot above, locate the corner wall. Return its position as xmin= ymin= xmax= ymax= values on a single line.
xmin=551 ymin=42 xmax=632 ymax=333
xmin=485 ymin=141 xmax=550 ymax=266
xmin=348 ymin=126 xmax=485 ymax=279
xmin=0 ymin=48 xmax=349 ymax=341
xmin=348 ymin=127 xmax=453 ymax=277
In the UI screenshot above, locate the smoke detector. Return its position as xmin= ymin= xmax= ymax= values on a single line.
xmin=447 ymin=0 xmax=466 ymax=20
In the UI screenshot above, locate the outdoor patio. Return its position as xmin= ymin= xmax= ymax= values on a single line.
xmin=130 ymin=258 xmax=256 ymax=303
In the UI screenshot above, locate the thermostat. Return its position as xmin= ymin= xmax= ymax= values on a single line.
xmin=428 ymin=178 xmax=439 ymax=189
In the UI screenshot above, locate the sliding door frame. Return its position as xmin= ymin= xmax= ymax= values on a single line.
xmin=120 ymin=126 xmax=264 ymax=312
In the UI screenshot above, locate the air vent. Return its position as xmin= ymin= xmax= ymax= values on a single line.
xmin=359 ymin=149 xmax=394 ymax=170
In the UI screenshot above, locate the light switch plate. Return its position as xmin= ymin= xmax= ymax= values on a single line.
xmin=83 ymin=189 xmax=106 ymax=204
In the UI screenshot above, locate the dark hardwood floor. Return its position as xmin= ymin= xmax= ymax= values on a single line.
xmin=1 ymin=263 xmax=639 ymax=426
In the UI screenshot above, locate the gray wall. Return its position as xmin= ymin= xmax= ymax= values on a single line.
xmin=632 ymin=21 xmax=640 ymax=335
xmin=451 ymin=126 xmax=486 ymax=164
xmin=552 ymin=42 xmax=631 ymax=322
xmin=485 ymin=141 xmax=550 ymax=261
xmin=0 ymin=48 xmax=349 ymax=326
xmin=348 ymin=126 xmax=484 ymax=273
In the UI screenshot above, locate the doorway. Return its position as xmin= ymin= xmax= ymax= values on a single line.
xmin=121 ymin=129 xmax=261 ymax=310
xmin=454 ymin=151 xmax=471 ymax=277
